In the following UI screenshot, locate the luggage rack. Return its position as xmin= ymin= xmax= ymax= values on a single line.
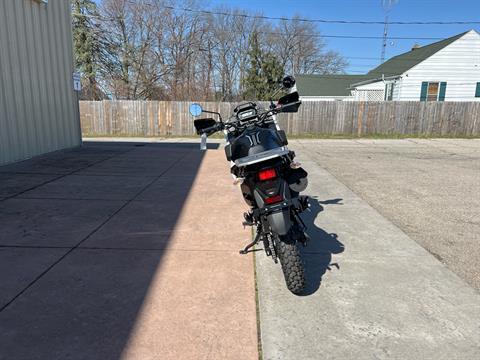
xmin=234 ymin=147 xmax=289 ymax=168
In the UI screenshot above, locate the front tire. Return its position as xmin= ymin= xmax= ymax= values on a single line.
xmin=276 ymin=236 xmax=305 ymax=295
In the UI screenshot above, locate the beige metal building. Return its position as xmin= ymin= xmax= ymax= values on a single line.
xmin=0 ymin=0 xmax=81 ymax=165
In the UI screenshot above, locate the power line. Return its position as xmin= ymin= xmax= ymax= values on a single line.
xmin=159 ymin=5 xmax=480 ymax=25
xmin=262 ymin=30 xmax=445 ymax=40
xmin=294 ymin=75 xmax=480 ymax=85
xmin=71 ymin=7 xmax=480 ymax=68
xmin=71 ymin=13 xmax=472 ymax=42
xmin=72 ymin=11 xmax=479 ymax=68
xmin=318 ymin=34 xmax=442 ymax=40
xmin=348 ymin=64 xmax=381 ymax=67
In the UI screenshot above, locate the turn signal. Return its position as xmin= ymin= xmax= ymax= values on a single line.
xmin=258 ymin=168 xmax=277 ymax=181
xmin=290 ymin=161 xmax=302 ymax=169
xmin=233 ymin=177 xmax=245 ymax=186
xmin=265 ymin=195 xmax=283 ymax=204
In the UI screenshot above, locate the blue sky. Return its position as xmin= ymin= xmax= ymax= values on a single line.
xmin=208 ymin=0 xmax=480 ymax=73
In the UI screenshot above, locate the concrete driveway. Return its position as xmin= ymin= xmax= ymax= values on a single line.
xmin=0 ymin=141 xmax=257 ymax=360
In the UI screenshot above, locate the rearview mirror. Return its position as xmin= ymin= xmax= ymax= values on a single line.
xmin=282 ymin=75 xmax=296 ymax=89
xmin=194 ymin=118 xmax=216 ymax=135
xmin=189 ymin=103 xmax=203 ymax=117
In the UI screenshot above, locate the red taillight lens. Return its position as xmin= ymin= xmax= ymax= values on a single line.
xmin=265 ymin=195 xmax=283 ymax=204
xmin=258 ymin=168 xmax=277 ymax=181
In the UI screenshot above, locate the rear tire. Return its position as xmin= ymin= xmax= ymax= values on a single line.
xmin=276 ymin=236 xmax=305 ymax=295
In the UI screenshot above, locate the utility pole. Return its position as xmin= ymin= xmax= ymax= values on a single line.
xmin=380 ymin=0 xmax=398 ymax=63
xmin=381 ymin=15 xmax=389 ymax=63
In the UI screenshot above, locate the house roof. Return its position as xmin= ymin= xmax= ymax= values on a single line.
xmin=296 ymin=30 xmax=472 ymax=97
xmin=296 ymin=74 xmax=368 ymax=97
xmin=366 ymin=31 xmax=468 ymax=77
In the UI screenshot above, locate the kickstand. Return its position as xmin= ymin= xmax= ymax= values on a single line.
xmin=239 ymin=232 xmax=261 ymax=255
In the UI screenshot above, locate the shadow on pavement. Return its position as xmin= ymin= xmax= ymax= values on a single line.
xmin=0 ymin=141 xmax=217 ymax=359
xmin=82 ymin=140 xmax=220 ymax=150
xmin=300 ymin=197 xmax=345 ymax=296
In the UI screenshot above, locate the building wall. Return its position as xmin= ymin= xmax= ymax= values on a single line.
xmin=353 ymin=81 xmax=386 ymax=101
xmin=0 ymin=0 xmax=81 ymax=165
xmin=396 ymin=30 xmax=480 ymax=101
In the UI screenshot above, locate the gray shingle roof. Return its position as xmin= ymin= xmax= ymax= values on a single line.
xmin=367 ymin=31 xmax=467 ymax=77
xmin=296 ymin=74 xmax=367 ymax=97
xmin=297 ymin=31 xmax=470 ymax=97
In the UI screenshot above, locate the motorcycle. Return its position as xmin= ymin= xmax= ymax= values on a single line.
xmin=189 ymin=76 xmax=309 ymax=294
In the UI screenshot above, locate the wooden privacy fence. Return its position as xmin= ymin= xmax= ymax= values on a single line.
xmin=80 ymin=100 xmax=480 ymax=137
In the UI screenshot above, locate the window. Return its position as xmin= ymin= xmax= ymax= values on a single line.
xmin=420 ymin=82 xmax=447 ymax=101
xmin=427 ymin=82 xmax=439 ymax=101
xmin=385 ymin=83 xmax=395 ymax=101
xmin=475 ymin=82 xmax=480 ymax=98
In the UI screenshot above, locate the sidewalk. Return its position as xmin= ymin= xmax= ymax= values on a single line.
xmin=0 ymin=141 xmax=257 ymax=360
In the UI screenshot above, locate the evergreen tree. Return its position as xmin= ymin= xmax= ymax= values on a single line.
xmin=243 ymin=32 xmax=284 ymax=100
xmin=72 ymin=0 xmax=103 ymax=100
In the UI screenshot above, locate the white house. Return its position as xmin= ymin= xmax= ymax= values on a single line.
xmin=297 ymin=30 xmax=480 ymax=102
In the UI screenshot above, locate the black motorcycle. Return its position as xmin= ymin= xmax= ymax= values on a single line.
xmin=189 ymin=76 xmax=309 ymax=294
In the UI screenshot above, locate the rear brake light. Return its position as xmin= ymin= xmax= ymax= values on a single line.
xmin=258 ymin=168 xmax=277 ymax=181
xmin=265 ymin=195 xmax=283 ymax=204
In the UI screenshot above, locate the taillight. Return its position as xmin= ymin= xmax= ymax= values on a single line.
xmin=265 ymin=194 xmax=283 ymax=204
xmin=258 ymin=168 xmax=277 ymax=181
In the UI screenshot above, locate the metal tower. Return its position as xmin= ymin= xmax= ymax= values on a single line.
xmin=380 ymin=0 xmax=398 ymax=63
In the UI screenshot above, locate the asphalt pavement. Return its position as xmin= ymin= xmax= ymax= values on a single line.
xmin=256 ymin=139 xmax=480 ymax=360
xmin=293 ymin=139 xmax=480 ymax=290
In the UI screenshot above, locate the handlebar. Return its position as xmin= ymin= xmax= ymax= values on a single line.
xmin=258 ymin=100 xmax=302 ymax=119
xmin=199 ymin=122 xmax=225 ymax=135
xmin=200 ymin=100 xmax=302 ymax=136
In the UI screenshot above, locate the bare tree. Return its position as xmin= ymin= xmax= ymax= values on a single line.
xmin=270 ymin=19 xmax=348 ymax=75
xmin=99 ymin=0 xmax=171 ymax=99
xmin=79 ymin=1 xmax=347 ymax=100
xmin=205 ymin=8 xmax=268 ymax=100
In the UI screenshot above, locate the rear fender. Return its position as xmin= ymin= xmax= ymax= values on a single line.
xmin=253 ymin=179 xmax=292 ymax=236
xmin=267 ymin=210 xmax=291 ymax=236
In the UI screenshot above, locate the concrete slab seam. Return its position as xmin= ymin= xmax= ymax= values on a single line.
xmin=0 ymin=147 xmax=135 ymax=203
xmin=253 ymin=242 xmax=264 ymax=360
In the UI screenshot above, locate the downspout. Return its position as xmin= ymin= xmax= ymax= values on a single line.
xmin=382 ymin=74 xmax=387 ymax=100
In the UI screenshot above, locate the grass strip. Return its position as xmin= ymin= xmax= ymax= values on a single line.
xmin=252 ymin=226 xmax=263 ymax=360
